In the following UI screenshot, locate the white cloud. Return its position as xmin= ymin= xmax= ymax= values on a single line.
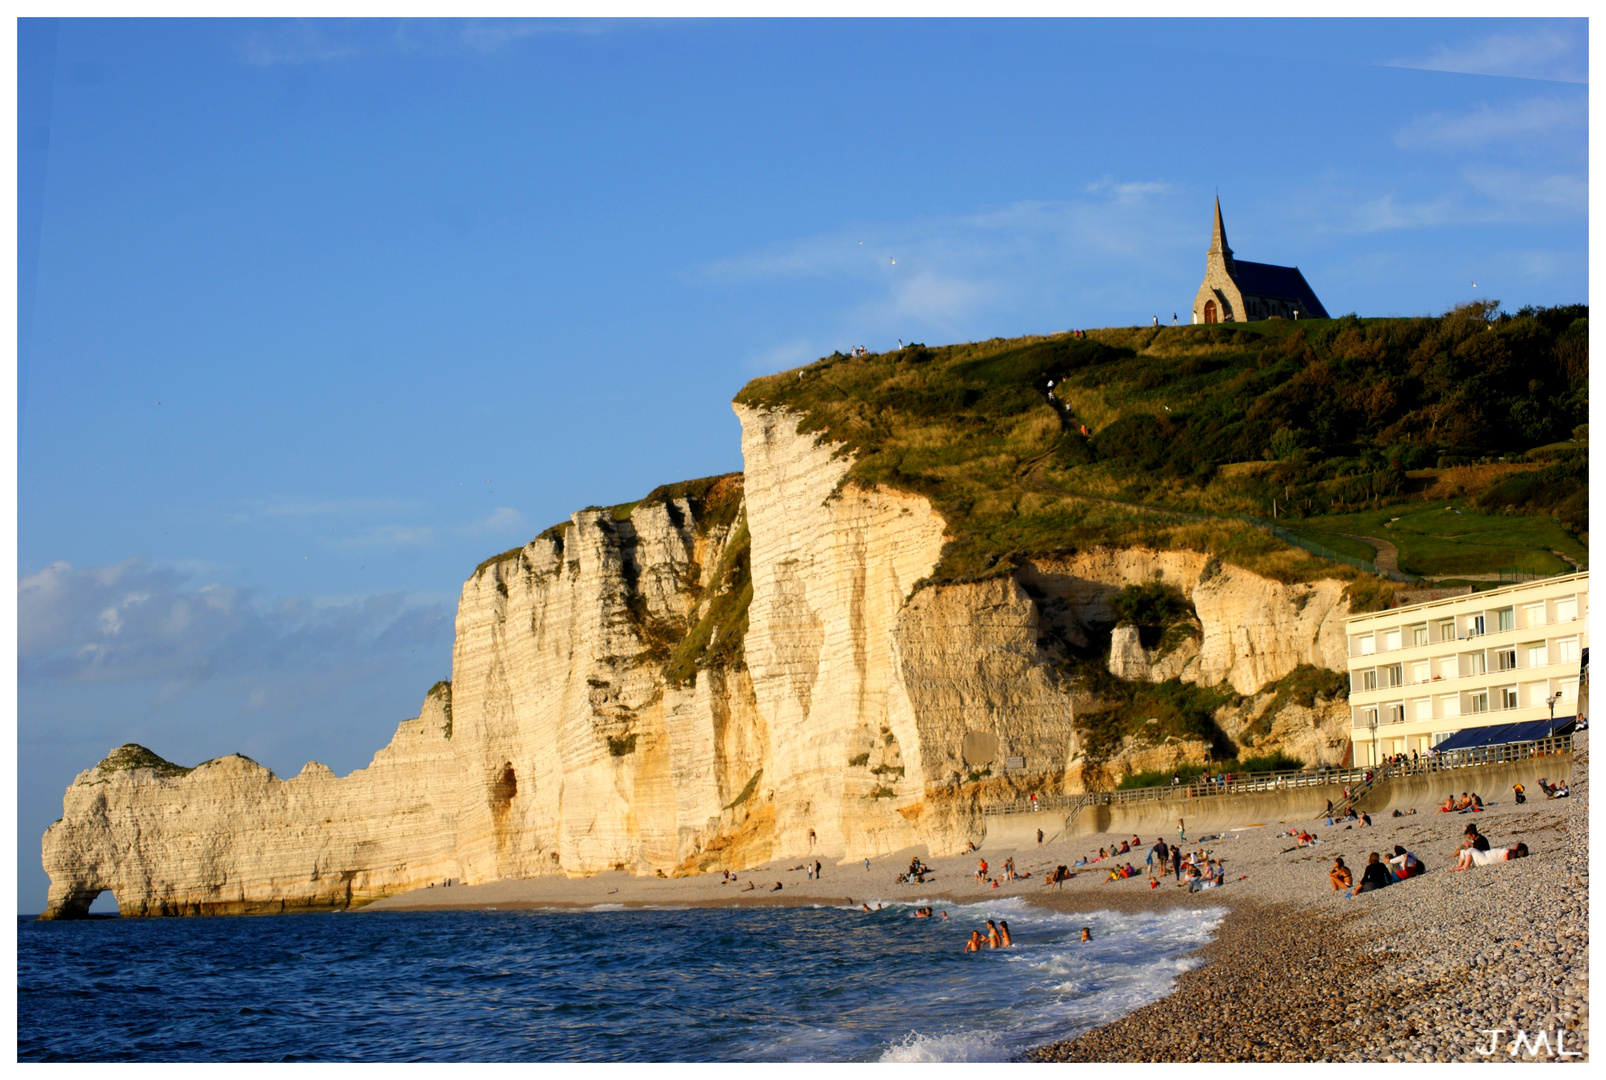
xmin=335 ymin=524 xmax=436 ymax=548
xmin=236 ymin=21 xmax=358 ymax=67
xmin=1394 ymin=97 xmax=1586 ymax=151
xmin=1460 ymin=166 xmax=1587 ymax=212
xmin=456 ymin=507 xmax=525 ymax=535
xmin=1388 ymin=24 xmax=1587 ymax=84
xmin=19 ymin=558 xmax=453 ymax=687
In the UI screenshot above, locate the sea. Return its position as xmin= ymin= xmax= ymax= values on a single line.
xmin=18 ymin=897 xmax=1226 ymax=1062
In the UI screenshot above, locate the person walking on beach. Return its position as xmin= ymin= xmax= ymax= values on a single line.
xmin=814 ymin=860 xmax=822 ymax=880
xmin=976 ymin=858 xmax=988 ymax=883
xmin=1171 ymin=843 xmax=1183 ymax=881
xmin=1178 ymin=818 xmax=1186 ymax=843
xmin=1037 ymin=828 xmax=1044 ymax=845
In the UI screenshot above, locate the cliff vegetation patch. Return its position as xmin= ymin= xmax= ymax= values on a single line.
xmin=97 ymin=744 xmax=193 ymax=778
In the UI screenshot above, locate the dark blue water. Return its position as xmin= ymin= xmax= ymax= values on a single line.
xmin=18 ymin=898 xmax=1224 ymax=1061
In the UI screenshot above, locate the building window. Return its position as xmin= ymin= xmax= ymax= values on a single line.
xmin=1559 ymin=637 xmax=1581 ymax=663
xmin=1439 ymin=693 xmax=1460 ymax=718
xmin=1495 ymin=649 xmax=1516 ymax=672
xmin=1469 ymin=692 xmax=1489 ymax=714
xmin=1497 ymin=608 xmax=1515 ymax=632
xmin=1383 ymin=629 xmax=1401 ymax=651
xmin=1386 ymin=704 xmax=1405 ymax=724
xmin=1412 ymin=662 xmax=1429 ymax=683
xmin=1467 ymin=652 xmax=1486 ymax=676
xmin=1412 ymin=625 xmax=1428 ymax=647
xmin=1431 ymin=731 xmax=1453 ymax=746
xmin=1557 ymin=597 xmax=1578 ymax=621
xmin=1501 ymin=687 xmax=1518 ymax=709
xmin=1413 ymin=697 xmax=1432 ymax=720
xmin=1384 ymin=664 xmax=1403 ymax=688
xmin=1360 ymin=670 xmax=1378 ymax=692
xmin=1525 ymin=603 xmax=1545 ymax=628
xmin=1469 ymin=614 xmax=1485 ymax=637
xmin=1356 ymin=634 xmax=1375 ymax=656
xmin=1437 ymin=619 xmax=1456 ymax=642
xmin=1525 ymin=642 xmax=1547 ymax=667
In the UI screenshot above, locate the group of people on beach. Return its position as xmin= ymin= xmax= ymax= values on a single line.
xmin=963 ymin=919 xmax=1013 ymax=952
xmin=1329 ymin=819 xmax=1529 ymax=897
xmin=1436 ymin=791 xmax=1485 ymax=813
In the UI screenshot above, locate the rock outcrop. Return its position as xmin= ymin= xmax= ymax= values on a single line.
xmin=41 ymin=407 xmax=1358 ymax=918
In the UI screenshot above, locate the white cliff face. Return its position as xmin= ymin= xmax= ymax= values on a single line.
xmin=41 ymin=413 xmax=1363 ymax=918
xmin=1020 ymin=549 xmax=1351 ymax=695
xmin=40 ymin=690 xmax=464 ymax=918
xmin=737 ymin=405 xmax=948 ymax=859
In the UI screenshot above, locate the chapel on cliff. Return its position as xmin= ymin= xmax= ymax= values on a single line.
xmin=1192 ymin=198 xmax=1329 ymax=323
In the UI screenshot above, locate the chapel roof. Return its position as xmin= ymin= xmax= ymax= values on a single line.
xmin=1230 ymin=259 xmax=1331 ymax=319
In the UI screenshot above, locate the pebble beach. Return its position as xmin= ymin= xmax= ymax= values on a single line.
xmin=367 ymin=737 xmax=1589 ymax=1062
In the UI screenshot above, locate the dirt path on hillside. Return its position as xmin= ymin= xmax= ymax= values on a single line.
xmin=1336 ymin=532 xmax=1400 ymax=572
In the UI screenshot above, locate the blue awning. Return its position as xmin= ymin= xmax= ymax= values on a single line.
xmin=1431 ymin=718 xmax=1576 ymax=753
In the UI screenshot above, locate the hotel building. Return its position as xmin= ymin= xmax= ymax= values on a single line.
xmin=1344 ymin=572 xmax=1588 ymax=765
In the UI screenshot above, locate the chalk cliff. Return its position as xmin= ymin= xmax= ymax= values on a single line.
xmin=41 ymin=407 xmax=1358 ymax=918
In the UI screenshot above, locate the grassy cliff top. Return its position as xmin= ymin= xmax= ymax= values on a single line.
xmin=734 ymin=304 xmax=1587 ymax=588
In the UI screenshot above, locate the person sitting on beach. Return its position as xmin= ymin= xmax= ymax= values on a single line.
xmin=1451 ymin=842 xmax=1529 ymax=871
xmin=998 ymin=921 xmax=1013 ymax=947
xmin=1471 ymin=793 xmax=1483 ymax=810
xmin=1387 ymin=845 xmax=1422 ymax=881
xmin=1460 ymin=824 xmax=1490 ymax=853
xmin=1438 ymin=796 xmax=1455 ymax=813
xmin=1097 ymin=847 xmax=1108 ymax=861
xmin=1513 ymin=783 xmax=1526 ymax=805
xmin=1329 ymin=857 xmax=1353 ymax=892
xmin=1554 ymin=782 xmax=1569 ymax=798
xmin=987 ymin=920 xmax=1002 ymax=948
xmin=1055 ymin=865 xmax=1071 ymax=890
xmin=1074 ymin=855 xmax=1088 ymax=867
xmin=1456 ymin=793 xmax=1473 ymax=812
xmin=1354 ymin=852 xmax=1391 ymax=894
xmin=965 ymin=931 xmax=984 ymax=953
xmin=1359 ymin=813 xmax=1371 ymax=827
xmin=1117 ymin=840 xmax=1130 ymax=855
xmin=975 ymin=859 xmax=988 ymax=883
xmin=743 ymin=881 xmax=756 ymax=891
xmin=772 ymin=882 xmax=783 ymax=891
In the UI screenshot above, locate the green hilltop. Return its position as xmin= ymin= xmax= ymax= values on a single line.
xmin=734 ymin=302 xmax=1588 ymax=594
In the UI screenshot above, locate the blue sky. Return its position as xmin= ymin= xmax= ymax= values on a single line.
xmin=14 ymin=17 xmax=1588 ymax=910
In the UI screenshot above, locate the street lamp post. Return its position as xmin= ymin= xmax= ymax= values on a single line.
xmin=1368 ymin=712 xmax=1379 ymax=767
xmin=1547 ymin=692 xmax=1562 ymax=740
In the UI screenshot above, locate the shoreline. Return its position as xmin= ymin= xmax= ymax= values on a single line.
xmin=359 ymin=736 xmax=1587 ymax=1062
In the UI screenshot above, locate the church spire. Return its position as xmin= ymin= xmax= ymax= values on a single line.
xmin=1209 ymin=196 xmax=1233 ymax=259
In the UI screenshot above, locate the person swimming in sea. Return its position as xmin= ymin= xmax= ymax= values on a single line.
xmin=986 ymin=920 xmax=1002 ymax=948
xmin=998 ymin=920 xmax=1013 ymax=947
xmin=1080 ymin=926 xmax=1092 ymax=942
xmin=965 ymin=931 xmax=984 ymax=953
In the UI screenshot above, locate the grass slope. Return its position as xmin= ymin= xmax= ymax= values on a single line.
xmin=734 ymin=304 xmax=1587 ymax=586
